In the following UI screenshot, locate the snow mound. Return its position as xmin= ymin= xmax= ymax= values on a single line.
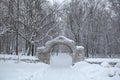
xmin=115 ymin=62 xmax=120 ymax=68
xmin=108 ymin=68 xmax=116 ymax=77
xmin=85 ymin=58 xmax=120 ymax=63
xmin=73 ymin=61 xmax=90 ymax=69
xmin=101 ymin=62 xmax=111 ymax=68
xmin=50 ymin=53 xmax=72 ymax=67
xmin=1 ymin=59 xmax=120 ymax=80
xmin=1 ymin=54 xmax=120 ymax=80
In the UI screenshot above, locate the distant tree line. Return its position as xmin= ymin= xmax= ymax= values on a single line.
xmin=0 ymin=0 xmax=120 ymax=58
xmin=64 ymin=0 xmax=120 ymax=57
xmin=0 ymin=0 xmax=60 ymax=56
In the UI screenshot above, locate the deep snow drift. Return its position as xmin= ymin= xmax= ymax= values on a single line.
xmin=0 ymin=54 xmax=120 ymax=80
xmin=50 ymin=53 xmax=72 ymax=67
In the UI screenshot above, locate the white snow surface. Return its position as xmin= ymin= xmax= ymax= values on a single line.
xmin=101 ymin=62 xmax=111 ymax=68
xmin=0 ymin=54 xmax=120 ymax=80
xmin=0 ymin=54 xmax=38 ymax=60
xmin=115 ymin=62 xmax=120 ymax=68
xmin=85 ymin=58 xmax=120 ymax=63
xmin=50 ymin=53 xmax=72 ymax=67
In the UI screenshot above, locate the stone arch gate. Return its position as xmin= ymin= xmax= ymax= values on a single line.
xmin=37 ymin=36 xmax=85 ymax=64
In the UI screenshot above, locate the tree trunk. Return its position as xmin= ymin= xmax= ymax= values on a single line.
xmin=31 ymin=44 xmax=34 ymax=56
xmin=16 ymin=30 xmax=18 ymax=55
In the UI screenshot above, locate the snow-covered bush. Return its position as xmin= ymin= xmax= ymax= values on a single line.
xmin=108 ymin=68 xmax=116 ymax=77
xmin=115 ymin=62 xmax=120 ymax=68
xmin=101 ymin=62 xmax=111 ymax=68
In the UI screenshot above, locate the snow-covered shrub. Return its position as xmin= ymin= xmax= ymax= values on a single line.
xmin=115 ymin=62 xmax=120 ymax=68
xmin=108 ymin=68 xmax=116 ymax=77
xmin=101 ymin=62 xmax=111 ymax=68
xmin=117 ymin=70 xmax=120 ymax=76
xmin=118 ymin=73 xmax=120 ymax=77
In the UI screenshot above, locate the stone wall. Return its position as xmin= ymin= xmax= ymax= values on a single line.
xmin=37 ymin=36 xmax=85 ymax=64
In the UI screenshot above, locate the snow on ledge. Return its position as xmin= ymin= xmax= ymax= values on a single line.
xmin=76 ymin=46 xmax=84 ymax=49
xmin=45 ymin=36 xmax=75 ymax=46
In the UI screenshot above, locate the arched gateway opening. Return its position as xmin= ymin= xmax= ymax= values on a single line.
xmin=37 ymin=36 xmax=85 ymax=65
xmin=50 ymin=44 xmax=73 ymax=67
xmin=50 ymin=44 xmax=73 ymax=56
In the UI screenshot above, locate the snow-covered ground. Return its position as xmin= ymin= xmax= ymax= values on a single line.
xmin=0 ymin=54 xmax=39 ymax=63
xmin=0 ymin=54 xmax=38 ymax=60
xmin=0 ymin=54 xmax=120 ymax=80
xmin=50 ymin=53 xmax=72 ymax=67
xmin=85 ymin=58 xmax=120 ymax=63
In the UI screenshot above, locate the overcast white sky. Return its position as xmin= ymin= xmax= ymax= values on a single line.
xmin=48 ymin=0 xmax=70 ymax=4
xmin=48 ymin=0 xmax=64 ymax=4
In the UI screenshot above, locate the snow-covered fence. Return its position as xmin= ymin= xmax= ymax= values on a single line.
xmin=37 ymin=36 xmax=85 ymax=64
